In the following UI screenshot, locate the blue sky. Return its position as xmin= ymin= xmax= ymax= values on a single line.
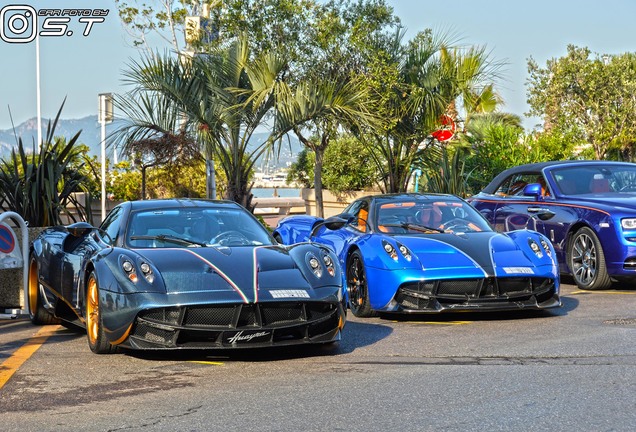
xmin=1 ymin=0 xmax=635 ymax=132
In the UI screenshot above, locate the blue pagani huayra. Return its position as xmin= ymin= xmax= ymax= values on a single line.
xmin=273 ymin=193 xmax=561 ymax=317
xmin=28 ymin=199 xmax=346 ymax=354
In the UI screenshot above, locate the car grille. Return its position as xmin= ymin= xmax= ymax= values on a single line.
xmin=129 ymin=302 xmax=341 ymax=349
xmin=395 ymin=277 xmax=555 ymax=310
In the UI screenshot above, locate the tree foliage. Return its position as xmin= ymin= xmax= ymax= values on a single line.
xmin=460 ymin=113 xmax=588 ymax=193
xmin=116 ymin=36 xmax=286 ymax=209
xmin=116 ymin=0 xmax=196 ymax=52
xmin=0 ymin=106 xmax=93 ymax=227
xmin=286 ymin=135 xmax=379 ymax=194
xmin=264 ymin=0 xmax=395 ymax=216
xmin=359 ymin=28 xmax=504 ymax=194
xmin=110 ymin=91 xmax=201 ymax=199
xmin=527 ymin=45 xmax=636 ymax=159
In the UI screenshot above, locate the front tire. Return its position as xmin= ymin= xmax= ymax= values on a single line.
xmin=347 ymin=251 xmax=375 ymax=317
xmin=568 ymin=227 xmax=611 ymax=290
xmin=27 ymin=257 xmax=60 ymax=325
xmin=86 ymin=271 xmax=117 ymax=354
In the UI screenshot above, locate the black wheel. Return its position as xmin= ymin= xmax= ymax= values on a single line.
xmin=85 ymin=271 xmax=117 ymax=354
xmin=27 ymin=257 xmax=60 ymax=325
xmin=347 ymin=251 xmax=375 ymax=317
xmin=567 ymin=227 xmax=612 ymax=290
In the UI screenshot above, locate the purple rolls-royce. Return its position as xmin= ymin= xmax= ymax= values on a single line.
xmin=469 ymin=160 xmax=636 ymax=290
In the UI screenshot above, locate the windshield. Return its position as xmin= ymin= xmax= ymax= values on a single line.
xmin=374 ymin=198 xmax=491 ymax=234
xmin=126 ymin=206 xmax=274 ymax=248
xmin=552 ymin=164 xmax=636 ymax=195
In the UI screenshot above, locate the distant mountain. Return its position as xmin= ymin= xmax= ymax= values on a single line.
xmin=0 ymin=115 xmax=106 ymax=157
xmin=0 ymin=116 xmax=304 ymax=169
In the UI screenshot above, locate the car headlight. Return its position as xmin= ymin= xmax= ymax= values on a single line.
xmin=139 ymin=262 xmax=154 ymax=283
xmin=528 ymin=239 xmax=543 ymax=258
xmin=382 ymin=240 xmax=398 ymax=260
xmin=382 ymin=240 xmax=413 ymax=262
xmin=307 ymin=253 xmax=323 ymax=278
xmin=121 ymin=258 xmax=138 ymax=283
xmin=397 ymin=242 xmax=412 ymax=262
xmin=322 ymin=253 xmax=336 ymax=277
xmin=540 ymin=239 xmax=552 ymax=257
xmin=120 ymin=255 xmax=154 ymax=284
xmin=621 ymin=218 xmax=636 ymax=230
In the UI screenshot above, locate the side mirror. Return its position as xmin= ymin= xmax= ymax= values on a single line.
xmin=523 ymin=183 xmax=542 ymax=199
xmin=66 ymin=221 xmax=95 ymax=238
xmin=310 ymin=214 xmax=353 ymax=237
xmin=324 ymin=216 xmax=350 ymax=231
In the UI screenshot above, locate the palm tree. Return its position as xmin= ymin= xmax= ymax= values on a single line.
xmin=120 ymin=37 xmax=287 ymax=210
xmin=109 ymin=91 xmax=200 ymax=199
xmin=437 ymin=45 xmax=505 ymax=128
xmin=267 ymin=77 xmax=376 ymax=218
xmin=364 ymin=29 xmax=504 ymax=194
xmin=363 ymin=29 xmax=449 ymax=194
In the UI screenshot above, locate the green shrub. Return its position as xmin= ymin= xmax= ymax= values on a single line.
xmin=0 ymin=105 xmax=92 ymax=227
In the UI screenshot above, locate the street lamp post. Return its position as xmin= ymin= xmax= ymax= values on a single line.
xmin=185 ymin=4 xmax=218 ymax=199
xmin=98 ymin=93 xmax=113 ymax=221
xmin=35 ymin=32 xmax=42 ymax=149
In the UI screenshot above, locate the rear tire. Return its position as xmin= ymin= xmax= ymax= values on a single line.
xmin=85 ymin=271 xmax=117 ymax=354
xmin=567 ymin=227 xmax=612 ymax=290
xmin=27 ymin=257 xmax=60 ymax=325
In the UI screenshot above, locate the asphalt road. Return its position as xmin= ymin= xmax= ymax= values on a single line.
xmin=1 ymin=281 xmax=635 ymax=432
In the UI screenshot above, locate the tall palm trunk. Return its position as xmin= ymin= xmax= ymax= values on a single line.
xmin=313 ymin=137 xmax=329 ymax=219
xmin=294 ymin=128 xmax=328 ymax=218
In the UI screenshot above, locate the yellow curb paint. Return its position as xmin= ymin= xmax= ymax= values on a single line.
xmin=0 ymin=325 xmax=60 ymax=389
xmin=188 ymin=361 xmax=224 ymax=366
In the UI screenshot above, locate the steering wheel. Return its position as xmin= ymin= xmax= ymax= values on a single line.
xmin=441 ymin=218 xmax=471 ymax=233
xmin=210 ymin=230 xmax=251 ymax=246
xmin=619 ymin=184 xmax=636 ymax=192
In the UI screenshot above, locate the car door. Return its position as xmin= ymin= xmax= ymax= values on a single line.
xmin=474 ymin=171 xmax=555 ymax=233
xmin=311 ymin=199 xmax=369 ymax=257
xmin=61 ymin=207 xmax=123 ymax=306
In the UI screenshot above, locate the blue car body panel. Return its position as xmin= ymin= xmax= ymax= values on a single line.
xmin=274 ymin=193 xmax=560 ymax=314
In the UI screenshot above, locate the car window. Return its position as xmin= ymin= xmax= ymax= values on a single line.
xmin=126 ymin=207 xmax=274 ymax=248
xmin=494 ymin=173 xmax=548 ymax=197
xmin=99 ymin=206 xmax=123 ymax=245
xmin=374 ymin=198 xmax=491 ymax=234
xmin=344 ymin=200 xmax=370 ymax=233
xmin=552 ymin=164 xmax=636 ymax=194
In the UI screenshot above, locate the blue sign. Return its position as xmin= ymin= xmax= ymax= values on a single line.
xmin=0 ymin=224 xmax=15 ymax=253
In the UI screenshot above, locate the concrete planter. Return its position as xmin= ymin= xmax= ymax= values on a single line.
xmin=301 ymin=188 xmax=381 ymax=218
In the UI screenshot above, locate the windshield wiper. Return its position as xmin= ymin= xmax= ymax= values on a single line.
xmin=129 ymin=234 xmax=207 ymax=247
xmin=380 ymin=223 xmax=445 ymax=233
